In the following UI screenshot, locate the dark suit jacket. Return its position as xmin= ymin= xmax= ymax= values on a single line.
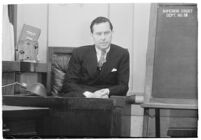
xmin=61 ymin=44 xmax=129 ymax=97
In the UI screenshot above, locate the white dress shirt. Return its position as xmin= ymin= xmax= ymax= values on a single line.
xmin=95 ymin=46 xmax=110 ymax=62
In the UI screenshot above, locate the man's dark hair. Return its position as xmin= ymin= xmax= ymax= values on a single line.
xmin=90 ymin=16 xmax=113 ymax=33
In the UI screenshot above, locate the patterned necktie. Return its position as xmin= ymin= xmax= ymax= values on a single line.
xmin=97 ymin=50 xmax=106 ymax=70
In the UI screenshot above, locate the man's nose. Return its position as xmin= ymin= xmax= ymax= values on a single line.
xmin=100 ymin=33 xmax=106 ymax=40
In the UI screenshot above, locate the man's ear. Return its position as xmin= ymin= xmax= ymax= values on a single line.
xmin=90 ymin=32 xmax=94 ymax=42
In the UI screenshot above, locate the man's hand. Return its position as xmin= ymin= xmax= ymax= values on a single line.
xmin=83 ymin=89 xmax=110 ymax=98
xmin=83 ymin=91 xmax=94 ymax=98
xmin=93 ymin=88 xmax=110 ymax=98
xmin=83 ymin=91 xmax=104 ymax=98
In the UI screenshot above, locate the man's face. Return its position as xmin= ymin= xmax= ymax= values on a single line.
xmin=91 ymin=22 xmax=113 ymax=50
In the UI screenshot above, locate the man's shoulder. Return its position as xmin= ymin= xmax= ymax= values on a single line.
xmin=111 ymin=44 xmax=128 ymax=54
xmin=72 ymin=45 xmax=94 ymax=58
xmin=74 ymin=45 xmax=93 ymax=52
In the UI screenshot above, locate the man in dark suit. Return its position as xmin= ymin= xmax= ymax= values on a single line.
xmin=61 ymin=16 xmax=129 ymax=98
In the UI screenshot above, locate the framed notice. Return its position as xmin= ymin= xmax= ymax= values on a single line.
xmin=16 ymin=24 xmax=41 ymax=62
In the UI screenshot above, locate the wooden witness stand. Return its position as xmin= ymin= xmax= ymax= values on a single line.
xmin=141 ymin=3 xmax=198 ymax=137
xmin=2 ymin=47 xmax=133 ymax=138
xmin=3 ymin=95 xmax=133 ymax=138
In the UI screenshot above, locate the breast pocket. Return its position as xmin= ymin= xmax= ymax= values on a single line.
xmin=108 ymin=71 xmax=118 ymax=79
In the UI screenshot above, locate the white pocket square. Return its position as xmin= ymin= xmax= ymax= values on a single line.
xmin=111 ymin=68 xmax=117 ymax=72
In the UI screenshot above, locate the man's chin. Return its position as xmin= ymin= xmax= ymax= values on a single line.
xmin=98 ymin=44 xmax=109 ymax=49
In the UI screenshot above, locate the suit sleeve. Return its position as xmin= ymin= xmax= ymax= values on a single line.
xmin=108 ymin=49 xmax=130 ymax=96
xmin=61 ymin=49 xmax=85 ymax=97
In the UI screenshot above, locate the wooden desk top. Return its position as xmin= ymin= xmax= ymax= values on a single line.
xmin=2 ymin=61 xmax=47 ymax=72
xmin=3 ymin=95 xmax=114 ymax=110
xmin=141 ymin=98 xmax=198 ymax=110
xmin=3 ymin=105 xmax=49 ymax=111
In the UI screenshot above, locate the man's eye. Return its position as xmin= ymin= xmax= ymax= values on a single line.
xmin=105 ymin=31 xmax=110 ymax=35
xmin=96 ymin=33 xmax=102 ymax=36
xmin=104 ymin=31 xmax=111 ymax=35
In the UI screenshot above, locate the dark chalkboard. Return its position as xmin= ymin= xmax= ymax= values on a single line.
xmin=144 ymin=4 xmax=197 ymax=106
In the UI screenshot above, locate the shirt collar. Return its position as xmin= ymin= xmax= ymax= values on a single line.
xmin=95 ymin=45 xmax=110 ymax=55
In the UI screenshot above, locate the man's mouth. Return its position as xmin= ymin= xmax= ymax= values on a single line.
xmin=99 ymin=43 xmax=107 ymax=45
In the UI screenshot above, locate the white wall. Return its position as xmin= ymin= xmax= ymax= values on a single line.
xmin=48 ymin=4 xmax=109 ymax=47
xmin=130 ymin=4 xmax=150 ymax=137
xmin=132 ymin=4 xmax=151 ymax=94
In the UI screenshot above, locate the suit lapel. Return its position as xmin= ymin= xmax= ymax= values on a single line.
xmin=86 ymin=44 xmax=116 ymax=79
xmin=86 ymin=45 xmax=99 ymax=77
xmin=100 ymin=45 xmax=114 ymax=77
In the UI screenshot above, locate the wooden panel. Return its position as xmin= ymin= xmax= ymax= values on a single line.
xmin=3 ymin=96 xmax=125 ymax=137
xmin=2 ymin=61 xmax=47 ymax=72
xmin=3 ymin=105 xmax=49 ymax=138
xmin=2 ymin=61 xmax=20 ymax=72
xmin=20 ymin=62 xmax=47 ymax=72
xmin=43 ymin=110 xmax=113 ymax=137
xmin=2 ymin=73 xmax=15 ymax=95
xmin=46 ymin=47 xmax=74 ymax=94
